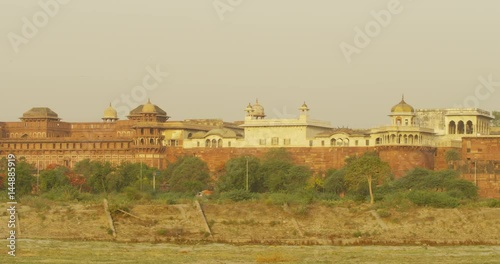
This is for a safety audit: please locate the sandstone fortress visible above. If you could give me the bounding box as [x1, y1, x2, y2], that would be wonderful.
[0, 97, 499, 197]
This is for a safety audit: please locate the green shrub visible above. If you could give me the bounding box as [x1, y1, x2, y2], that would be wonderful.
[486, 199, 500, 208]
[314, 192, 341, 201]
[123, 186, 152, 201]
[323, 169, 347, 195]
[378, 192, 413, 212]
[154, 192, 193, 204]
[265, 191, 314, 206]
[376, 209, 391, 218]
[41, 185, 80, 201]
[107, 193, 134, 213]
[220, 189, 255, 202]
[20, 196, 51, 210]
[407, 190, 460, 208]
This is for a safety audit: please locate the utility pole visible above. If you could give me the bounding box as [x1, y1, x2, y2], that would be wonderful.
[245, 156, 249, 192]
[37, 159, 40, 194]
[140, 159, 143, 191]
[153, 171, 156, 192]
[474, 159, 477, 186]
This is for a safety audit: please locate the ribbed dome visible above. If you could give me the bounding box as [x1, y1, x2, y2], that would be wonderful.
[252, 99, 265, 117]
[391, 96, 414, 113]
[103, 103, 118, 119]
[142, 99, 156, 113]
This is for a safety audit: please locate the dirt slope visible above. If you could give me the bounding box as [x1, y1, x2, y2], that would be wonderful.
[1, 200, 499, 245]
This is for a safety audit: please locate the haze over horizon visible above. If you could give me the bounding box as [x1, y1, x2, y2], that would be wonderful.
[1, 0, 500, 129]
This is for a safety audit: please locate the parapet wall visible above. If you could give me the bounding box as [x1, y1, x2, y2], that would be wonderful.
[166, 144, 499, 198]
[461, 174, 500, 199]
[377, 146, 436, 177]
[167, 146, 437, 178]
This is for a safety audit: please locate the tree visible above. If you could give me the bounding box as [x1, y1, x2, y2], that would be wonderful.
[1, 158, 36, 196]
[73, 160, 113, 193]
[165, 157, 210, 194]
[492, 111, 500, 127]
[284, 165, 312, 192]
[39, 165, 70, 192]
[387, 168, 478, 202]
[259, 148, 311, 193]
[344, 152, 391, 204]
[110, 162, 146, 192]
[445, 149, 461, 170]
[217, 156, 261, 192]
[323, 169, 347, 195]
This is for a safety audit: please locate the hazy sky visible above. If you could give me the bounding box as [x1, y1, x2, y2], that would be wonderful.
[1, 0, 500, 128]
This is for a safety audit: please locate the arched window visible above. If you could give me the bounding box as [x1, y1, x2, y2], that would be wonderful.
[457, 121, 465, 134]
[330, 138, 336, 146]
[409, 135, 414, 144]
[375, 138, 382, 145]
[404, 135, 408, 144]
[396, 118, 402, 126]
[212, 139, 217, 148]
[218, 139, 223, 148]
[205, 139, 210, 148]
[449, 121, 456, 134]
[466, 121, 474, 134]
[391, 134, 396, 143]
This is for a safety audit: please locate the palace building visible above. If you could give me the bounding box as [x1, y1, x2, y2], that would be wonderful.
[1, 96, 499, 197]
[0, 97, 495, 169]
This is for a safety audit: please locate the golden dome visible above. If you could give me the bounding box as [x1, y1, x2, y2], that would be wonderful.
[391, 96, 414, 113]
[142, 99, 156, 113]
[103, 103, 118, 119]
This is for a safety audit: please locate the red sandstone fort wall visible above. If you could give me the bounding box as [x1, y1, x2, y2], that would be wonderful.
[166, 146, 436, 179]
[462, 174, 500, 199]
[434, 147, 459, 171]
[462, 137, 500, 161]
[376, 146, 436, 177]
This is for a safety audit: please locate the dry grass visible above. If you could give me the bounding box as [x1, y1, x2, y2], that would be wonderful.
[0, 239, 499, 264]
[255, 252, 292, 262]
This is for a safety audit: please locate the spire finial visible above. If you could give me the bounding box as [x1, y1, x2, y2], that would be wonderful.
[109, 102, 112, 107]
[402, 94, 405, 101]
